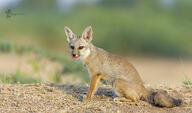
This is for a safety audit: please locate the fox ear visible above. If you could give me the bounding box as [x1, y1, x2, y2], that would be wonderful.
[82, 26, 92, 42]
[64, 26, 75, 42]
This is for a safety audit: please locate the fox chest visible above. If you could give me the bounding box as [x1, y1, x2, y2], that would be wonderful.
[84, 59, 104, 75]
[85, 60, 117, 77]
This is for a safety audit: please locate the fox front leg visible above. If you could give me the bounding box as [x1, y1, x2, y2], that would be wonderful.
[81, 74, 103, 105]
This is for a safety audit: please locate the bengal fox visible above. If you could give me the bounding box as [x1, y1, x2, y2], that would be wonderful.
[64, 26, 182, 107]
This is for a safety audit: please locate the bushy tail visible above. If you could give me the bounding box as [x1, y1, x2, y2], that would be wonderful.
[142, 90, 182, 107]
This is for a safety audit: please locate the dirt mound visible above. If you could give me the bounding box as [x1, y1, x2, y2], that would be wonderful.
[0, 83, 191, 113]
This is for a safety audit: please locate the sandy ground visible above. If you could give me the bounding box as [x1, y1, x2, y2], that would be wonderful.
[0, 83, 191, 113]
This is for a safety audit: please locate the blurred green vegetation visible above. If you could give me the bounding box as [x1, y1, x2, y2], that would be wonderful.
[0, 0, 191, 57]
[0, 0, 191, 84]
[183, 75, 192, 86]
[0, 71, 41, 84]
[0, 40, 88, 84]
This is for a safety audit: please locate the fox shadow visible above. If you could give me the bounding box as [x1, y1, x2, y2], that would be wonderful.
[48, 84, 114, 101]
[48, 83, 183, 107]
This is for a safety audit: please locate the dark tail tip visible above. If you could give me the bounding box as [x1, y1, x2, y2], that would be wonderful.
[143, 90, 182, 108]
[153, 90, 182, 107]
[173, 98, 182, 106]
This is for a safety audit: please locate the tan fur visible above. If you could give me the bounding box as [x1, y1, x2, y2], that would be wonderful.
[64, 26, 182, 107]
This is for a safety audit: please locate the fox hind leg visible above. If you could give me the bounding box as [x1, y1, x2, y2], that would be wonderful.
[112, 79, 140, 103]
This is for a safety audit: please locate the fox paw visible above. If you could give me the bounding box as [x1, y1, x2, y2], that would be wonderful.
[79, 99, 91, 106]
[113, 97, 133, 104]
[113, 97, 122, 104]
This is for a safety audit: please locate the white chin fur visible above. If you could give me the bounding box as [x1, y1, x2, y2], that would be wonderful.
[80, 48, 91, 60]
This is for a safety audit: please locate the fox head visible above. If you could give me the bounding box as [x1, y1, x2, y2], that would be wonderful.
[64, 26, 93, 60]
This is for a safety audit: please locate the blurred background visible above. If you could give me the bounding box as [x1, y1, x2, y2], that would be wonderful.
[0, 0, 191, 87]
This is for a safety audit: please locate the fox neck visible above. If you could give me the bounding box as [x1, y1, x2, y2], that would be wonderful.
[80, 43, 96, 64]
[80, 48, 91, 60]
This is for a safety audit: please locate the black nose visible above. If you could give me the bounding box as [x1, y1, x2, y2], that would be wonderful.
[72, 53, 76, 57]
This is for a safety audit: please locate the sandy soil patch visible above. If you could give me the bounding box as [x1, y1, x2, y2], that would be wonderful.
[0, 83, 191, 113]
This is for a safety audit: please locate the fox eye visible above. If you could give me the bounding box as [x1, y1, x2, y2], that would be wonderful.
[78, 46, 84, 50]
[70, 46, 74, 49]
